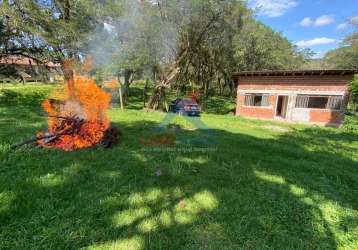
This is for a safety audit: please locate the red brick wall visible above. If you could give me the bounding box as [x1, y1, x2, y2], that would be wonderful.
[309, 110, 344, 124]
[236, 94, 276, 119]
[237, 75, 350, 92]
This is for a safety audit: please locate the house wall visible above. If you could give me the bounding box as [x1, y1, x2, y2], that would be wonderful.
[236, 94, 276, 119]
[235, 75, 351, 126]
[0, 60, 61, 83]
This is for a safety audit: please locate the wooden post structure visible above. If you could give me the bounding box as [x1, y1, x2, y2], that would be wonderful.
[118, 83, 124, 110]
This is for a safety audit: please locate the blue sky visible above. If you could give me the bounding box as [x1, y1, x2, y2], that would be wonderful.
[247, 0, 358, 58]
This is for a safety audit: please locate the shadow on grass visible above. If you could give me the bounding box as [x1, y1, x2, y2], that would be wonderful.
[1, 109, 357, 249]
[0, 89, 48, 106]
[123, 87, 145, 111]
[203, 96, 236, 115]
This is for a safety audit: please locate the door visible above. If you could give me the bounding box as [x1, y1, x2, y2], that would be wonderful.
[276, 96, 289, 119]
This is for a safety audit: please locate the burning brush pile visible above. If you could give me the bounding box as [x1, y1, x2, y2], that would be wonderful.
[13, 73, 120, 151]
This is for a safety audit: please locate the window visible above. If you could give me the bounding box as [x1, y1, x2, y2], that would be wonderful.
[308, 96, 329, 109]
[327, 96, 343, 109]
[244, 94, 269, 107]
[295, 95, 343, 110]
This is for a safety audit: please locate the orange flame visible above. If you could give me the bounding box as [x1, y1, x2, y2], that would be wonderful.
[104, 79, 119, 89]
[81, 56, 94, 73]
[38, 75, 111, 151]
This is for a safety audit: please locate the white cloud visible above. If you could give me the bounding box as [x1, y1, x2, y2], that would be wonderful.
[350, 15, 358, 25]
[296, 37, 336, 47]
[299, 15, 335, 27]
[248, 0, 297, 18]
[300, 17, 313, 27]
[336, 23, 348, 30]
[315, 15, 335, 26]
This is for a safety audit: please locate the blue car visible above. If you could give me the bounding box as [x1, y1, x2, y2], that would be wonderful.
[169, 98, 201, 116]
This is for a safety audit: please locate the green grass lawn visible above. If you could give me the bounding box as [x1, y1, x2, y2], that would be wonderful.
[0, 84, 358, 249]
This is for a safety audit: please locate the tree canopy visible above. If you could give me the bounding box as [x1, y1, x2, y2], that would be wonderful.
[1, 0, 313, 109]
[324, 32, 358, 70]
[0, 0, 106, 62]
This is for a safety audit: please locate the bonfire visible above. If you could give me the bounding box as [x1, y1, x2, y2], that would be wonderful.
[12, 61, 119, 151]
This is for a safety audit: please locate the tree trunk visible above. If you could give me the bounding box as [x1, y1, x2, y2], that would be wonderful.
[116, 73, 124, 110]
[62, 0, 71, 21]
[218, 77, 224, 96]
[147, 48, 188, 110]
[147, 86, 168, 111]
[122, 69, 133, 103]
[227, 78, 235, 97]
[118, 85, 124, 110]
[62, 62, 74, 98]
[147, 64, 180, 110]
[143, 78, 149, 108]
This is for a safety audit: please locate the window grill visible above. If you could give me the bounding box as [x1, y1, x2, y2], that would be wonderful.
[327, 96, 343, 110]
[295, 95, 343, 110]
[244, 94, 270, 107]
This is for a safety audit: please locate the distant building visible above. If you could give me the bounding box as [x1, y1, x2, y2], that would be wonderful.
[0, 55, 61, 83]
[233, 70, 357, 126]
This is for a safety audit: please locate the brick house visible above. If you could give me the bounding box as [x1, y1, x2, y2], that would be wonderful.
[0, 55, 61, 83]
[233, 70, 357, 126]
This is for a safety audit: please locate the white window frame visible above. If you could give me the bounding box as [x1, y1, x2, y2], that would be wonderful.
[295, 95, 343, 111]
[243, 93, 270, 107]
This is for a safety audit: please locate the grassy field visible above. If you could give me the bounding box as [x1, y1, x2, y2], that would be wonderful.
[0, 84, 358, 249]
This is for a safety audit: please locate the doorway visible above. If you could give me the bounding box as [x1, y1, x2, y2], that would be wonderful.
[276, 96, 289, 119]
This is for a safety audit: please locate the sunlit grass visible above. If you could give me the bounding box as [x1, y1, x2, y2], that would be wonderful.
[87, 236, 144, 250]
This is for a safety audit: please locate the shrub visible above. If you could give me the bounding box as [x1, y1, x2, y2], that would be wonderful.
[349, 75, 358, 111]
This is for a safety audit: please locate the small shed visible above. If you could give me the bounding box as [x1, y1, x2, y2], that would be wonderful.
[0, 55, 61, 83]
[233, 70, 357, 126]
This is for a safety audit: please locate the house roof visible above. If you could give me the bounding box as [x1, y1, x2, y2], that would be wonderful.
[0, 55, 60, 68]
[232, 69, 357, 78]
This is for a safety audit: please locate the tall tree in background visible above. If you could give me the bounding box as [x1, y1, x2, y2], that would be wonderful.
[147, 0, 247, 109]
[325, 33, 358, 69]
[0, 0, 123, 87]
[118, 0, 175, 103]
[324, 18, 357, 69]
[234, 20, 310, 71]
[323, 19, 358, 110]
[0, 1, 97, 60]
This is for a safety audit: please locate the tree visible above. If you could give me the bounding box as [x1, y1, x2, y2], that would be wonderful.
[146, 0, 310, 109]
[325, 32, 358, 69]
[89, 0, 175, 105]
[146, 0, 248, 109]
[349, 75, 358, 111]
[233, 19, 310, 71]
[0, 0, 122, 89]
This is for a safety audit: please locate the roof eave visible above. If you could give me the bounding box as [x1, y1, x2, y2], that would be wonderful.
[232, 69, 358, 78]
